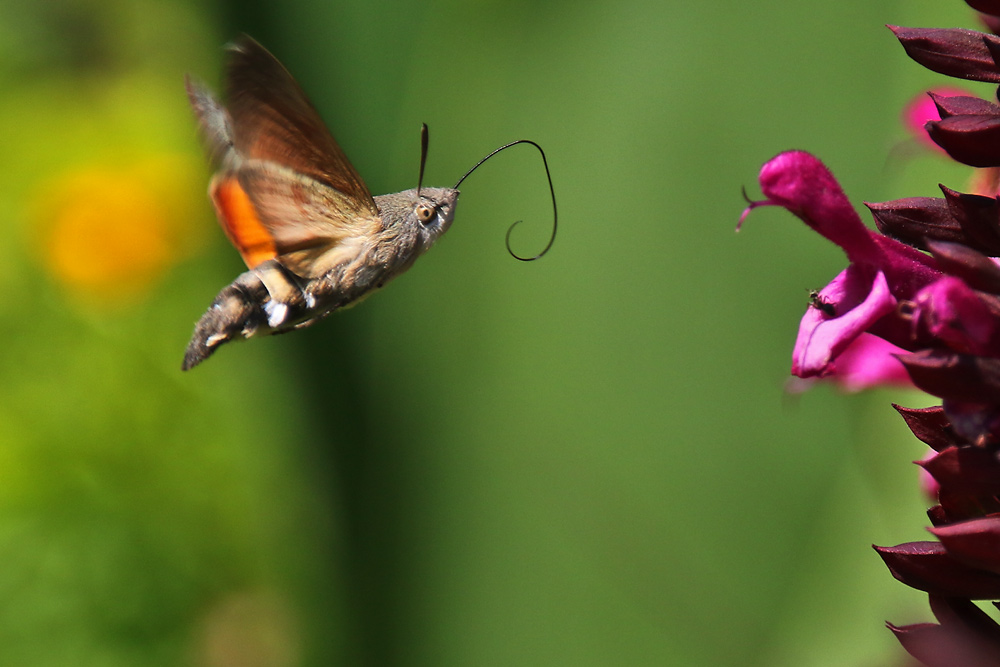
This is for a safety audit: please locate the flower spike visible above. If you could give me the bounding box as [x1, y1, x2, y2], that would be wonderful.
[746, 7, 1000, 664]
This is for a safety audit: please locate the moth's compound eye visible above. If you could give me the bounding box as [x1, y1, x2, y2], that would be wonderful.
[416, 203, 435, 224]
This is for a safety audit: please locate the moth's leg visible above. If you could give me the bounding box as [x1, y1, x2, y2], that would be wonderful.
[253, 261, 311, 330]
[278, 267, 365, 331]
[271, 301, 333, 333]
[282, 313, 328, 331]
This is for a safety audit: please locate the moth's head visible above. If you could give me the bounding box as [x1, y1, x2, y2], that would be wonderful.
[377, 187, 458, 247]
[414, 186, 458, 240]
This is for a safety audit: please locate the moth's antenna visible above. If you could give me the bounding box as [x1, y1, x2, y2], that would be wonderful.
[454, 139, 557, 262]
[417, 123, 429, 198]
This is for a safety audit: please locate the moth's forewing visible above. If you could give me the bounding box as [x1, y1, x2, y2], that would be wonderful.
[222, 37, 377, 212]
[235, 164, 380, 278]
[193, 36, 381, 277]
[185, 76, 234, 166]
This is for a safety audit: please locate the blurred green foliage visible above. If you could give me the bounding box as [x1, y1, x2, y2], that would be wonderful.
[0, 0, 983, 664]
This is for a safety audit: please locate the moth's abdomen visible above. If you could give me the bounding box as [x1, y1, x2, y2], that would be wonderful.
[182, 273, 271, 370]
[182, 259, 350, 370]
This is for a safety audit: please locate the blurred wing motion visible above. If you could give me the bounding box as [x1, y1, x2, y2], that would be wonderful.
[186, 36, 380, 278]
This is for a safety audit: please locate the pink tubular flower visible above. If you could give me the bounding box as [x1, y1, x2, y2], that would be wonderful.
[744, 2, 1000, 663]
[741, 151, 940, 384]
[911, 276, 1000, 355]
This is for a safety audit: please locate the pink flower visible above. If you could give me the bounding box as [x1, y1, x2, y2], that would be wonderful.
[819, 334, 913, 391]
[741, 151, 939, 385]
[911, 276, 1000, 355]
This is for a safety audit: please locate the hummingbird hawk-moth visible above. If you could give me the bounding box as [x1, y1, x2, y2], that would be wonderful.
[182, 36, 555, 370]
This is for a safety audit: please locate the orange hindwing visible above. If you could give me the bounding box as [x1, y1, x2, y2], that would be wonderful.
[210, 176, 277, 269]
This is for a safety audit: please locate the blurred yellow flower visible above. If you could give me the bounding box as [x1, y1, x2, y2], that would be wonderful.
[31, 154, 205, 302]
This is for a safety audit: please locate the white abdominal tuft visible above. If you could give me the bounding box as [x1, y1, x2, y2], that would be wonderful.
[265, 301, 289, 328]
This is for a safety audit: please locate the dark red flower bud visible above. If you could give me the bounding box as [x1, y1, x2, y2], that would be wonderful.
[944, 400, 1000, 447]
[888, 620, 1000, 667]
[875, 541, 1000, 598]
[926, 239, 1000, 293]
[931, 93, 1000, 118]
[921, 446, 1000, 497]
[968, 0, 1000, 17]
[981, 14, 1000, 37]
[889, 26, 1000, 83]
[931, 516, 1000, 575]
[941, 186, 1000, 256]
[897, 349, 1000, 402]
[930, 595, 1000, 639]
[929, 505, 951, 526]
[887, 622, 947, 667]
[927, 113, 1000, 168]
[889, 595, 1000, 667]
[893, 404, 961, 451]
[867, 198, 964, 251]
[941, 491, 1000, 522]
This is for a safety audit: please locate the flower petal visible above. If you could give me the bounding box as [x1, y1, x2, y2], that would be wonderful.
[920, 449, 942, 500]
[912, 276, 998, 354]
[825, 334, 912, 390]
[791, 268, 897, 377]
[755, 152, 880, 263]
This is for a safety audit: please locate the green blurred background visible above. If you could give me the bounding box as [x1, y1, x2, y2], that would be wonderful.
[0, 0, 984, 665]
